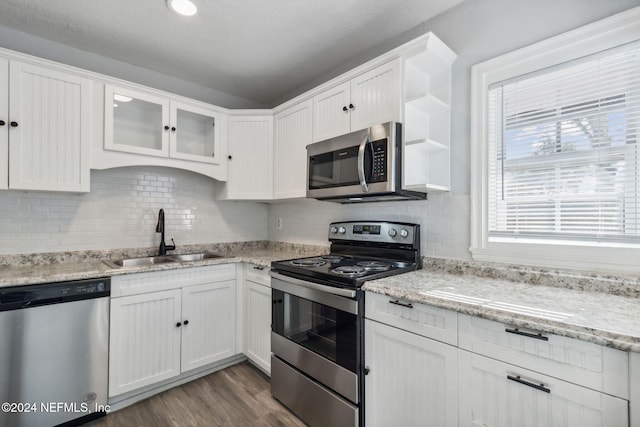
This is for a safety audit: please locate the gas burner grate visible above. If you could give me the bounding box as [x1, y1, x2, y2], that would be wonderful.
[332, 266, 366, 276]
[356, 261, 391, 271]
[290, 258, 326, 267]
[320, 255, 345, 263]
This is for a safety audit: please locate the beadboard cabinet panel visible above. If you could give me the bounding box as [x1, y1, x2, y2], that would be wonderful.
[0, 58, 7, 190]
[349, 59, 401, 132]
[222, 115, 273, 200]
[8, 61, 91, 192]
[109, 289, 182, 397]
[244, 279, 272, 374]
[273, 100, 312, 199]
[458, 350, 628, 427]
[365, 319, 458, 427]
[181, 280, 236, 372]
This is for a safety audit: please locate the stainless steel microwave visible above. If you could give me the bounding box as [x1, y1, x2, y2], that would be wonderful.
[306, 122, 426, 203]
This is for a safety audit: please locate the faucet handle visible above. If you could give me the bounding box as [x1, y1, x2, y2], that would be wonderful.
[167, 238, 176, 251]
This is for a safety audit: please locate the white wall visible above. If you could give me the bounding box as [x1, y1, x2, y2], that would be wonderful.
[0, 167, 268, 255]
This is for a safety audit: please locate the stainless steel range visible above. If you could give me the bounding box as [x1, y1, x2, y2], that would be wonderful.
[270, 221, 420, 427]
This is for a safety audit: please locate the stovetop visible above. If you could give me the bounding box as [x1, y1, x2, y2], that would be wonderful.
[271, 221, 420, 288]
[271, 253, 418, 288]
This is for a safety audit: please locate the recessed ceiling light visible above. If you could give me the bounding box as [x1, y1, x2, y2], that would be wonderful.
[167, 0, 198, 16]
[114, 94, 133, 103]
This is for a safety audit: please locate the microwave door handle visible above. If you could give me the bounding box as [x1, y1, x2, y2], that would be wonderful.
[357, 135, 370, 192]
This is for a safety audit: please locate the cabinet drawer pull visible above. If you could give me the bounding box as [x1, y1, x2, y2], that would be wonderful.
[505, 327, 549, 341]
[389, 299, 413, 309]
[253, 266, 265, 270]
[507, 375, 551, 394]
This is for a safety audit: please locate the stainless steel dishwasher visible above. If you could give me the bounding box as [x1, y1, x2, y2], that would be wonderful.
[0, 278, 110, 427]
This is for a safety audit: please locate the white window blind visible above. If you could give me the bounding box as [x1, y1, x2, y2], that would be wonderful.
[487, 41, 640, 244]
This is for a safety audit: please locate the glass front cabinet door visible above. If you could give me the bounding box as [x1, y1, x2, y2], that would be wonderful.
[104, 85, 222, 165]
[169, 101, 219, 164]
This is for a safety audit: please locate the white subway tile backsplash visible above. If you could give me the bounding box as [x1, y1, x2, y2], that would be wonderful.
[0, 166, 268, 255]
[267, 193, 471, 260]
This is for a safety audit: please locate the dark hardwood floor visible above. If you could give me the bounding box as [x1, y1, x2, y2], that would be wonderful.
[84, 362, 305, 427]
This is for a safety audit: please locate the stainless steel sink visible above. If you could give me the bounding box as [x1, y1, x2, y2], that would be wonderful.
[168, 252, 224, 262]
[103, 252, 224, 268]
[103, 255, 177, 268]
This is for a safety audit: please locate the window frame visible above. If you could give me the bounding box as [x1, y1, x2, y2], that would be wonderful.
[470, 7, 640, 274]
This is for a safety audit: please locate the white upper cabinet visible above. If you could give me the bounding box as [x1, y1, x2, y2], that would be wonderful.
[105, 85, 223, 165]
[105, 85, 169, 157]
[312, 59, 401, 142]
[218, 114, 273, 200]
[2, 60, 91, 192]
[170, 101, 220, 163]
[0, 58, 8, 190]
[273, 99, 312, 199]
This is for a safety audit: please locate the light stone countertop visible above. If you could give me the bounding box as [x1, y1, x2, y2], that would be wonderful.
[0, 244, 326, 288]
[362, 269, 640, 353]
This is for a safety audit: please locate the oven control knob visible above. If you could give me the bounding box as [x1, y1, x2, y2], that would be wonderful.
[338, 226, 347, 234]
[388, 228, 397, 237]
[400, 229, 409, 238]
[330, 226, 338, 234]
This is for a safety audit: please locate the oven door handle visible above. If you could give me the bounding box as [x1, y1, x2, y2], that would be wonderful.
[357, 135, 370, 192]
[270, 271, 357, 299]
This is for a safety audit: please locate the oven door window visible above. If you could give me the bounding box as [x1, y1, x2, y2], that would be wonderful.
[272, 289, 357, 373]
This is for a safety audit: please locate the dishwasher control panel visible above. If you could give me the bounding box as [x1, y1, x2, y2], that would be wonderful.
[0, 278, 110, 312]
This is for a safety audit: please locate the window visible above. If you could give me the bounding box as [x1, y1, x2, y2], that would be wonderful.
[471, 7, 640, 273]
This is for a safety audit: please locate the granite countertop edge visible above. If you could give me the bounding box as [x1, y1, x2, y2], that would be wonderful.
[0, 244, 327, 287]
[363, 270, 640, 353]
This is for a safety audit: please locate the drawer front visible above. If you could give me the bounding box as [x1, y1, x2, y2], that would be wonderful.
[458, 314, 628, 399]
[458, 350, 629, 427]
[365, 292, 457, 345]
[243, 263, 270, 286]
[112, 263, 237, 297]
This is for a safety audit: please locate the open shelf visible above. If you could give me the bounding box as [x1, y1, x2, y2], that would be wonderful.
[400, 33, 456, 195]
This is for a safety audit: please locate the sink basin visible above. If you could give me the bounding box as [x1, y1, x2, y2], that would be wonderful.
[103, 255, 177, 268]
[167, 252, 224, 262]
[103, 252, 224, 268]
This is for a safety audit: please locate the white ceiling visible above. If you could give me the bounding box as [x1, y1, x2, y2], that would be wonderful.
[0, 0, 466, 106]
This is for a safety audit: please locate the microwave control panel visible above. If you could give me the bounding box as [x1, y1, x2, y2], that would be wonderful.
[371, 139, 387, 182]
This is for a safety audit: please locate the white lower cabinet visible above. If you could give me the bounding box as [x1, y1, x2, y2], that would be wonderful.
[109, 265, 237, 397]
[364, 319, 458, 427]
[243, 264, 271, 374]
[180, 281, 236, 372]
[109, 289, 182, 396]
[458, 350, 628, 427]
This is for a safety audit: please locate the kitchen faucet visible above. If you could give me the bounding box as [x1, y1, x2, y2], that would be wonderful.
[156, 209, 176, 255]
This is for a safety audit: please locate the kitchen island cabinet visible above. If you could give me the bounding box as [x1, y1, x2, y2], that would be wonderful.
[108, 264, 237, 397]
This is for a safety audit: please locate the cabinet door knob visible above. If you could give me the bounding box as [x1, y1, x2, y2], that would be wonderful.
[10, 121, 18, 127]
[164, 125, 170, 130]
[176, 322, 182, 327]
[171, 127, 176, 132]
[183, 320, 189, 325]
[342, 106, 348, 112]
[0, 120, 5, 126]
[349, 103, 354, 109]
[363, 367, 370, 375]
[228, 155, 232, 160]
